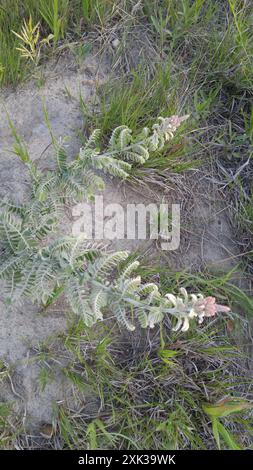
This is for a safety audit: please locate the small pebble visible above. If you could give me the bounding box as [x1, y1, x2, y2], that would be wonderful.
[112, 38, 120, 49]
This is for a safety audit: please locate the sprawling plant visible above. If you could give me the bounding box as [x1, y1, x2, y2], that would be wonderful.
[0, 114, 229, 330]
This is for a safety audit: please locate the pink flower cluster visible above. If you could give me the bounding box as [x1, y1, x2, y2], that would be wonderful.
[166, 115, 190, 132]
[165, 288, 231, 332]
[194, 296, 231, 318]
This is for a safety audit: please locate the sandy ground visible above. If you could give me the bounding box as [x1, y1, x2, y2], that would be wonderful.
[0, 54, 239, 430]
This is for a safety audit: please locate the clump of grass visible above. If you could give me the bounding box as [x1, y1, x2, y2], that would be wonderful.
[0, 402, 19, 449]
[56, 308, 252, 450]
[39, 0, 70, 46]
[80, 0, 116, 26]
[0, 362, 23, 449]
[82, 64, 177, 134]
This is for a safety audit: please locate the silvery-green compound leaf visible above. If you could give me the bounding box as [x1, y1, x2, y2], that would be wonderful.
[1, 115, 226, 333]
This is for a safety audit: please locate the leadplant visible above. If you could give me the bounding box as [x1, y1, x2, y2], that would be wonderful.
[0, 114, 229, 332]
